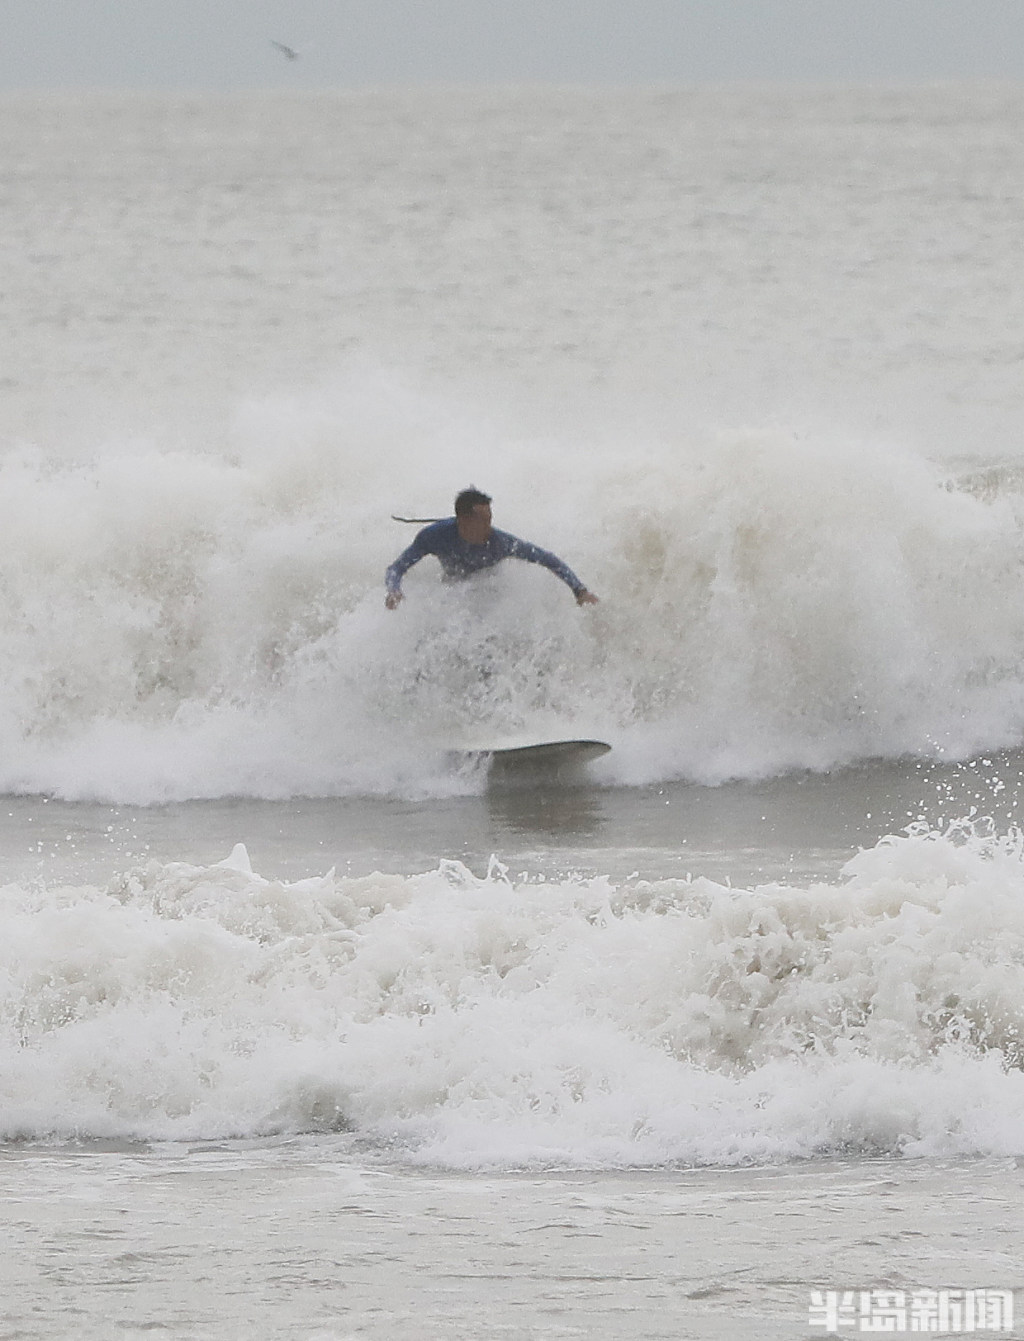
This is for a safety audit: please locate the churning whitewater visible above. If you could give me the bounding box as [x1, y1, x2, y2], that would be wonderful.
[4, 821, 1024, 1162]
[4, 411, 1024, 804]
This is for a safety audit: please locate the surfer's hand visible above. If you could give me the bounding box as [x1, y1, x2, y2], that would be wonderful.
[385, 591, 403, 609]
[575, 589, 598, 606]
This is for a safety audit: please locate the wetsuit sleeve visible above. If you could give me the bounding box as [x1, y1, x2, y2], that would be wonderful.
[385, 529, 436, 595]
[502, 534, 587, 595]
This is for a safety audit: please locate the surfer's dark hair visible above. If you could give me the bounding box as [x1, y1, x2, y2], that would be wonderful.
[454, 488, 492, 516]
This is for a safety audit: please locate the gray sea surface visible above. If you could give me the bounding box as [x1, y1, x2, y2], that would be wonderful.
[4, 85, 1024, 1339]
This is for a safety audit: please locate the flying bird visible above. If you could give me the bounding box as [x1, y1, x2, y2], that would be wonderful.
[271, 40, 299, 61]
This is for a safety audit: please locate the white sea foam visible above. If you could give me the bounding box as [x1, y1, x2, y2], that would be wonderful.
[3, 401, 1024, 801]
[4, 821, 1024, 1166]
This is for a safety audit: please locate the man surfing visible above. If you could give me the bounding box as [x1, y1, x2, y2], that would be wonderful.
[385, 488, 598, 609]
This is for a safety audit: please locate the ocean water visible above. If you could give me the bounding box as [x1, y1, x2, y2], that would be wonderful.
[3, 85, 1024, 1338]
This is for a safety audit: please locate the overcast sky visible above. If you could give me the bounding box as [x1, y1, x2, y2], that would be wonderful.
[3, 0, 1024, 91]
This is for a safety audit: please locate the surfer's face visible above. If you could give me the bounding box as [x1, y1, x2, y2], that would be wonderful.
[458, 503, 492, 545]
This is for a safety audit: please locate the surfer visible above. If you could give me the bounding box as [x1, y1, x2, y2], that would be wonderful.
[385, 488, 598, 609]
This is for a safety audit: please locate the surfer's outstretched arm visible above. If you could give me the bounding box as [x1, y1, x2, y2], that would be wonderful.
[384, 544, 419, 607]
[500, 533, 598, 604]
[385, 522, 445, 608]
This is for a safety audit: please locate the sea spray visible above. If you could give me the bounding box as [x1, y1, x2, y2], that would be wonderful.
[4, 410, 1024, 800]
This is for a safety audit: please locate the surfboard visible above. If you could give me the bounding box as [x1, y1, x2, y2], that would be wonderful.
[455, 739, 611, 772]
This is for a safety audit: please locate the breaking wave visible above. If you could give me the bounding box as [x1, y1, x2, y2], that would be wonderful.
[4, 820, 1024, 1166]
[4, 375, 1024, 801]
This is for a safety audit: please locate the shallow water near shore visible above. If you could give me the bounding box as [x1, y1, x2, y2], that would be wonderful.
[5, 1143, 1022, 1340]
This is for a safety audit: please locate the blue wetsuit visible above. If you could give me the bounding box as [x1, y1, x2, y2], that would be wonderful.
[386, 518, 586, 599]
